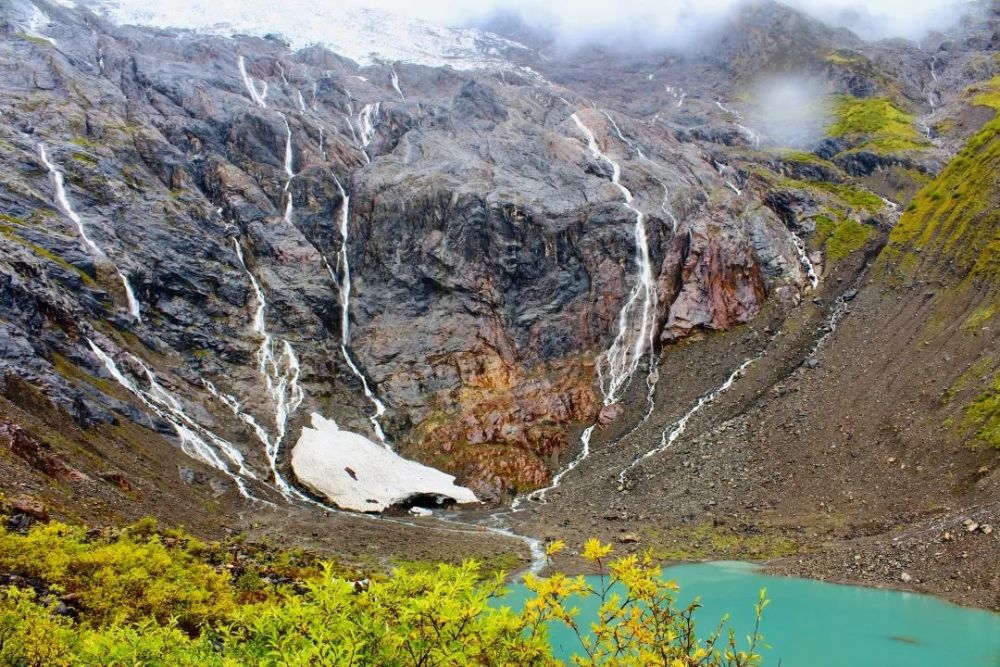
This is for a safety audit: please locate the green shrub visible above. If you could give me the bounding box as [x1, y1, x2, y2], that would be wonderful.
[0, 520, 235, 630]
[0, 522, 766, 666]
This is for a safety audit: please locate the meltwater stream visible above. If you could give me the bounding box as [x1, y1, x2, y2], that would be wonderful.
[232, 239, 305, 500]
[38, 143, 142, 322]
[514, 111, 658, 509]
[330, 176, 389, 446]
[86, 339, 261, 501]
[238, 55, 268, 108]
[617, 354, 761, 485]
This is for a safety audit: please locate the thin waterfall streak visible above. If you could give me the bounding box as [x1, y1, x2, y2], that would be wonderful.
[514, 111, 659, 507]
[789, 229, 820, 291]
[331, 177, 389, 447]
[570, 112, 656, 406]
[232, 238, 305, 499]
[281, 116, 296, 224]
[238, 55, 267, 108]
[618, 355, 761, 484]
[39, 143, 142, 322]
[604, 111, 680, 236]
[116, 268, 142, 321]
[390, 66, 405, 100]
[86, 339, 265, 502]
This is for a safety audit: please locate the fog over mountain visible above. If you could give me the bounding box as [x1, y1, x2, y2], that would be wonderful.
[358, 0, 972, 43]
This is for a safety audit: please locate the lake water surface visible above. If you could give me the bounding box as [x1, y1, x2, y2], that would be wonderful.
[498, 561, 1000, 666]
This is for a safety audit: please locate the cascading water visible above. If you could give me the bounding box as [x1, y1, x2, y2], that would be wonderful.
[203, 379, 275, 453]
[514, 111, 658, 507]
[572, 112, 657, 406]
[715, 100, 761, 147]
[617, 354, 762, 485]
[38, 143, 142, 322]
[86, 339, 264, 500]
[600, 111, 679, 426]
[357, 102, 380, 162]
[238, 55, 268, 108]
[390, 66, 405, 101]
[789, 230, 820, 291]
[232, 238, 306, 499]
[330, 176, 389, 446]
[281, 115, 296, 224]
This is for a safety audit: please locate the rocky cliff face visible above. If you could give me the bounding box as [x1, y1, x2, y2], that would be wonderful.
[0, 0, 990, 518]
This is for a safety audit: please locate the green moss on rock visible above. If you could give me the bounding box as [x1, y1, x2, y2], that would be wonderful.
[827, 95, 928, 154]
[814, 215, 874, 261]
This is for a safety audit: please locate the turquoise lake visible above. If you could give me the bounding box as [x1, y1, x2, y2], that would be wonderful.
[498, 561, 1000, 666]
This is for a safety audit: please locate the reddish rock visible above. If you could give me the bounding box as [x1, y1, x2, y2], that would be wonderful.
[99, 472, 133, 492]
[0, 419, 89, 482]
[9, 496, 49, 522]
[598, 403, 623, 426]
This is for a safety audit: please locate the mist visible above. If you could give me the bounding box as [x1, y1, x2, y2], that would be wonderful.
[354, 0, 973, 46]
[747, 75, 833, 149]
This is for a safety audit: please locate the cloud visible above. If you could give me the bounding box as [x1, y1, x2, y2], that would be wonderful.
[351, 0, 972, 44]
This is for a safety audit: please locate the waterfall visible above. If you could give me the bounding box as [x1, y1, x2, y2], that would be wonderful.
[238, 55, 268, 108]
[86, 339, 266, 501]
[603, 111, 679, 233]
[357, 102, 380, 162]
[203, 379, 274, 452]
[390, 66, 405, 100]
[715, 100, 762, 147]
[330, 177, 389, 446]
[297, 89, 307, 112]
[513, 111, 658, 507]
[232, 238, 306, 499]
[281, 116, 295, 224]
[789, 230, 820, 290]
[571, 112, 657, 406]
[38, 143, 142, 322]
[617, 355, 761, 485]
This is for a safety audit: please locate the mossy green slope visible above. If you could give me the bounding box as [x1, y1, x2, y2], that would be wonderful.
[881, 113, 1000, 281]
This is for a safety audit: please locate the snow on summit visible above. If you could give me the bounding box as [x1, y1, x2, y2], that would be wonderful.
[82, 0, 530, 70]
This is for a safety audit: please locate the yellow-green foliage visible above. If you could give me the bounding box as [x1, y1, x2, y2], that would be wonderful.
[885, 112, 1000, 279]
[827, 96, 928, 154]
[970, 75, 1000, 111]
[0, 523, 766, 667]
[814, 215, 874, 261]
[808, 181, 884, 212]
[0, 518, 235, 630]
[823, 50, 866, 66]
[963, 372, 1000, 449]
[648, 523, 798, 561]
[963, 305, 997, 331]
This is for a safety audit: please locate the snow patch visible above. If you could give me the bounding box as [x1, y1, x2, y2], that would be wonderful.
[85, 0, 530, 71]
[291, 413, 478, 513]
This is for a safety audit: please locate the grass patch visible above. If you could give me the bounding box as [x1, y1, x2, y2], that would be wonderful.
[963, 372, 1000, 449]
[814, 215, 874, 261]
[883, 112, 1000, 279]
[648, 522, 798, 561]
[963, 305, 997, 331]
[970, 75, 1000, 111]
[16, 32, 53, 47]
[827, 95, 928, 154]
